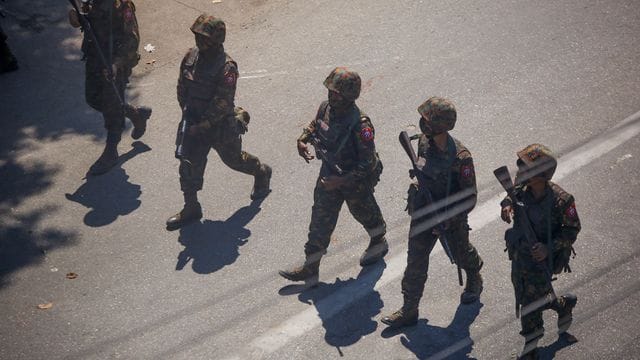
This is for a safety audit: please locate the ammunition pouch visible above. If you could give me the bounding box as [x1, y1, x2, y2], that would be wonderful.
[552, 246, 574, 274]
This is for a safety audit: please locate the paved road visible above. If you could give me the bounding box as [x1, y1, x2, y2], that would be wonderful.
[1, 0, 639, 359]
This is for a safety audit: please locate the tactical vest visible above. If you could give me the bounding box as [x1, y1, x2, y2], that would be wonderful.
[416, 136, 463, 202]
[315, 102, 367, 174]
[178, 48, 232, 119]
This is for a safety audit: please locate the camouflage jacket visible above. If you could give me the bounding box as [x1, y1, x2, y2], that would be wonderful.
[502, 181, 581, 272]
[82, 0, 140, 69]
[411, 134, 477, 222]
[298, 101, 380, 182]
[177, 47, 238, 130]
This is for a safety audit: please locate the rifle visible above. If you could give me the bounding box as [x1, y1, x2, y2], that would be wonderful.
[399, 131, 463, 286]
[308, 133, 343, 176]
[67, 0, 124, 107]
[175, 107, 193, 163]
[493, 166, 556, 316]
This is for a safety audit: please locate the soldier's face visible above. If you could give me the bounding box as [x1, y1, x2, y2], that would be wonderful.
[419, 116, 434, 137]
[195, 34, 213, 51]
[328, 90, 350, 110]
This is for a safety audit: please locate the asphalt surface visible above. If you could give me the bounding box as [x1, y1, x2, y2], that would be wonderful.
[1, 0, 639, 359]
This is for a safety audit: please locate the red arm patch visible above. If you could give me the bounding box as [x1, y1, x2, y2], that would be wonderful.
[224, 71, 237, 87]
[565, 202, 578, 219]
[360, 127, 374, 142]
[461, 164, 474, 179]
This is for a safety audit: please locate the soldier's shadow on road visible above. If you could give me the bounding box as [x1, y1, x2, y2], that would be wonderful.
[174, 198, 264, 274]
[381, 301, 483, 360]
[536, 332, 579, 359]
[64, 141, 150, 227]
[279, 261, 386, 352]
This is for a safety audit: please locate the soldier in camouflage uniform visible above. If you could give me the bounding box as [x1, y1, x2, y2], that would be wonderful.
[381, 97, 483, 328]
[500, 144, 581, 359]
[279, 67, 387, 284]
[0, 24, 18, 73]
[69, 0, 152, 175]
[166, 14, 272, 231]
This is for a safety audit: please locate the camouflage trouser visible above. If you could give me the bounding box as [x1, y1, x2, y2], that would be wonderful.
[400, 219, 482, 307]
[304, 178, 386, 258]
[179, 122, 262, 194]
[512, 264, 571, 338]
[85, 57, 131, 133]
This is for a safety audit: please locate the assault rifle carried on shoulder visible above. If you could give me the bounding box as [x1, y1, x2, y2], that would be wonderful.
[399, 131, 463, 286]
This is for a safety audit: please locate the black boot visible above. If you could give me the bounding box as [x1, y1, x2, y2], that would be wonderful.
[125, 105, 152, 140]
[250, 164, 272, 200]
[557, 294, 577, 335]
[460, 269, 483, 304]
[279, 252, 320, 285]
[88, 132, 120, 176]
[360, 236, 388, 266]
[166, 192, 203, 231]
[381, 301, 419, 328]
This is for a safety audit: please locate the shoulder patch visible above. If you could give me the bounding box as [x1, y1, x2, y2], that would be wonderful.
[123, 4, 135, 23]
[565, 202, 578, 219]
[360, 126, 374, 142]
[223, 62, 238, 87]
[461, 164, 474, 178]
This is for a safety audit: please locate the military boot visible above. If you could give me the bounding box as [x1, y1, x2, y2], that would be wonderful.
[556, 294, 577, 334]
[125, 105, 152, 140]
[88, 132, 120, 176]
[359, 236, 388, 266]
[380, 303, 419, 328]
[250, 164, 272, 200]
[460, 269, 483, 304]
[166, 195, 202, 231]
[278, 259, 320, 285]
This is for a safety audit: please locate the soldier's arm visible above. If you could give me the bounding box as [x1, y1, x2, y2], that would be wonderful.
[345, 117, 377, 181]
[298, 102, 327, 143]
[454, 151, 478, 214]
[553, 196, 581, 251]
[176, 51, 189, 109]
[202, 61, 237, 127]
[113, 1, 140, 70]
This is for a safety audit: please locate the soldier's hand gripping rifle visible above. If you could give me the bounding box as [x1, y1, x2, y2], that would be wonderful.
[493, 166, 557, 316]
[399, 131, 463, 286]
[175, 107, 193, 164]
[67, 0, 124, 108]
[308, 133, 343, 176]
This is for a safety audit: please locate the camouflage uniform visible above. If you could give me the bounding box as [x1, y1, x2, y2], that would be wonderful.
[166, 14, 271, 231]
[401, 134, 482, 306]
[382, 97, 482, 329]
[279, 67, 387, 283]
[73, 0, 151, 175]
[501, 144, 581, 357]
[299, 101, 386, 260]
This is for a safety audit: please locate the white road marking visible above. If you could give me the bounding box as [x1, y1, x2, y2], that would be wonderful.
[226, 110, 640, 359]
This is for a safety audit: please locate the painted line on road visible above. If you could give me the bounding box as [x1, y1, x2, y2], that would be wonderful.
[226, 110, 640, 359]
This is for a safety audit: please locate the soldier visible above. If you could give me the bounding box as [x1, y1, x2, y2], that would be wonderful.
[500, 144, 580, 359]
[165, 14, 272, 231]
[0, 24, 18, 73]
[68, 0, 152, 175]
[381, 97, 483, 328]
[278, 67, 387, 284]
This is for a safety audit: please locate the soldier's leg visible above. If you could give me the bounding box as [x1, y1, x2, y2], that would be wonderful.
[446, 221, 484, 303]
[518, 275, 551, 359]
[381, 226, 437, 328]
[87, 65, 127, 176]
[214, 134, 272, 200]
[166, 138, 210, 231]
[279, 179, 343, 283]
[117, 67, 152, 140]
[344, 187, 388, 266]
[550, 293, 578, 337]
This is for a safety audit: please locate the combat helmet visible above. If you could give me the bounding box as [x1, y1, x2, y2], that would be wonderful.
[323, 67, 361, 101]
[191, 14, 226, 44]
[417, 97, 457, 134]
[515, 143, 557, 183]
